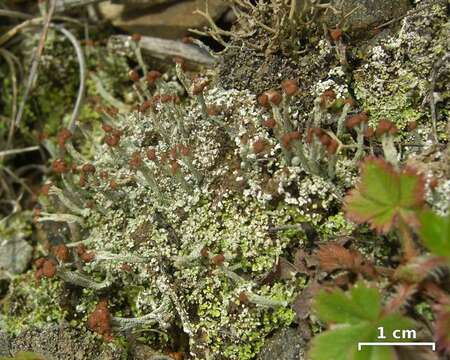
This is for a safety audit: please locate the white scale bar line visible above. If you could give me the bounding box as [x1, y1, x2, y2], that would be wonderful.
[358, 342, 436, 351]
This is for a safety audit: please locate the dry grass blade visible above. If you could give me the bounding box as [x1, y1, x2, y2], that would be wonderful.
[12, 0, 57, 141]
[0, 48, 19, 146]
[0, 9, 33, 20]
[1, 165, 34, 195]
[0, 17, 44, 46]
[0, 146, 40, 157]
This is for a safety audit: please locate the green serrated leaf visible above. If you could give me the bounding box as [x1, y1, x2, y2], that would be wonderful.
[344, 157, 424, 233]
[362, 346, 397, 360]
[377, 314, 416, 342]
[309, 323, 372, 360]
[418, 210, 450, 259]
[350, 284, 381, 321]
[310, 284, 417, 360]
[314, 283, 380, 324]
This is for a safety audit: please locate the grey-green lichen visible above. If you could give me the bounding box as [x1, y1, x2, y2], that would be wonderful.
[13, 79, 352, 359]
[353, 0, 449, 135]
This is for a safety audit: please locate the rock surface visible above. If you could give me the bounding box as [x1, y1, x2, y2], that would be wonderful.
[257, 328, 307, 360]
[321, 0, 412, 32]
[0, 236, 32, 274]
[98, 0, 228, 39]
[9, 323, 126, 360]
[0, 331, 10, 356]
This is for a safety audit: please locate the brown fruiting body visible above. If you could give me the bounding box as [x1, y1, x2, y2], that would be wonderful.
[147, 148, 157, 161]
[146, 70, 161, 86]
[364, 127, 375, 138]
[102, 123, 113, 133]
[82, 163, 96, 174]
[173, 57, 186, 71]
[105, 134, 120, 147]
[329, 28, 343, 41]
[57, 128, 72, 148]
[41, 259, 57, 278]
[140, 100, 154, 113]
[265, 90, 282, 106]
[87, 299, 112, 340]
[319, 134, 331, 146]
[131, 33, 141, 42]
[81, 251, 95, 263]
[239, 291, 249, 305]
[52, 159, 69, 174]
[129, 152, 142, 169]
[252, 139, 267, 154]
[257, 93, 270, 108]
[40, 183, 52, 196]
[407, 121, 418, 131]
[207, 105, 220, 116]
[281, 131, 301, 149]
[262, 118, 276, 129]
[170, 161, 180, 175]
[109, 179, 118, 190]
[128, 70, 140, 82]
[200, 247, 209, 258]
[192, 81, 209, 96]
[326, 139, 339, 155]
[319, 89, 336, 106]
[212, 253, 225, 266]
[35, 257, 46, 268]
[78, 175, 87, 187]
[53, 244, 70, 262]
[281, 79, 299, 96]
[376, 119, 395, 136]
[345, 114, 363, 129]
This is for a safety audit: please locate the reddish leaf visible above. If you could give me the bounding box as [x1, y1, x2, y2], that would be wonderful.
[317, 243, 357, 272]
[294, 248, 319, 273]
[292, 281, 322, 321]
[394, 255, 448, 283]
[383, 283, 417, 315]
[317, 243, 376, 278]
[260, 257, 298, 284]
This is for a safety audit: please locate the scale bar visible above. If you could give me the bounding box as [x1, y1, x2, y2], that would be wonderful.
[358, 342, 436, 351]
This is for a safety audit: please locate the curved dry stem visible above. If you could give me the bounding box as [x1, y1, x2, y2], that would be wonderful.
[52, 24, 86, 132]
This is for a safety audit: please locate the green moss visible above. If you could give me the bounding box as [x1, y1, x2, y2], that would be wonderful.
[414, 302, 434, 322]
[193, 278, 298, 360]
[0, 211, 32, 240]
[318, 212, 355, 240]
[1, 275, 66, 335]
